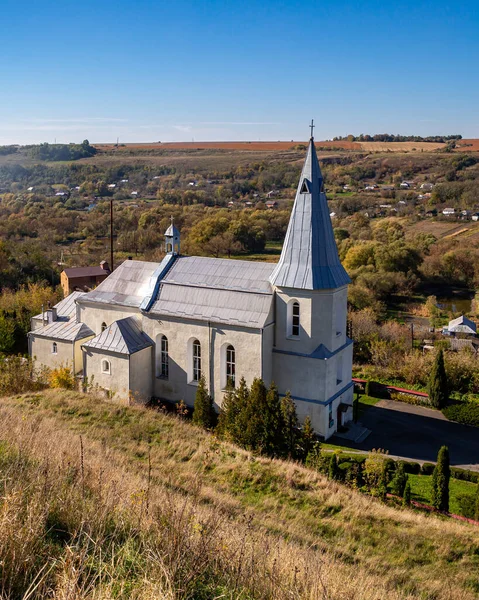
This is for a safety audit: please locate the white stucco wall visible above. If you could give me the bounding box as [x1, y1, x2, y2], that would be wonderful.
[30, 336, 75, 372]
[142, 315, 264, 410]
[83, 348, 131, 403]
[77, 302, 140, 336]
[129, 347, 154, 403]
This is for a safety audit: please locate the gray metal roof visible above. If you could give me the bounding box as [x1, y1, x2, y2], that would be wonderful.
[77, 259, 160, 308]
[32, 291, 85, 321]
[32, 320, 94, 342]
[269, 139, 351, 290]
[63, 266, 109, 278]
[149, 283, 273, 328]
[163, 256, 274, 293]
[448, 315, 477, 334]
[82, 317, 153, 355]
[165, 223, 180, 237]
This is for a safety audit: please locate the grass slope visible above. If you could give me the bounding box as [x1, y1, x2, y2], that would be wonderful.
[1, 390, 479, 599]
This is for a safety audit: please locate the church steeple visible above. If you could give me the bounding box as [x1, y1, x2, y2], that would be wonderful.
[269, 127, 350, 290]
[165, 217, 180, 255]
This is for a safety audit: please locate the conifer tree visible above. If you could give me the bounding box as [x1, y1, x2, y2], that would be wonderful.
[216, 385, 237, 438]
[403, 481, 411, 507]
[475, 484, 479, 521]
[238, 377, 266, 451]
[301, 416, 315, 460]
[390, 462, 408, 497]
[432, 445, 450, 512]
[328, 453, 340, 481]
[225, 376, 250, 447]
[262, 381, 285, 457]
[192, 376, 215, 429]
[428, 349, 448, 409]
[281, 391, 300, 458]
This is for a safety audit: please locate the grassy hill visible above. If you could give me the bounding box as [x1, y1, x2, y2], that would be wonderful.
[1, 389, 479, 599]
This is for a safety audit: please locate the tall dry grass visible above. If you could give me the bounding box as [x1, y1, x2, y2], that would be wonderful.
[0, 390, 478, 599]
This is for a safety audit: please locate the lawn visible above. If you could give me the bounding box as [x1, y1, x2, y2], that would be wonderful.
[408, 473, 476, 515]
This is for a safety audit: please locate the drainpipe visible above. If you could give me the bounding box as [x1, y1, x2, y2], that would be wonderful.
[208, 320, 214, 400]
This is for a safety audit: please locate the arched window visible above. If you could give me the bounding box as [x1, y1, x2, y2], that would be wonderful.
[192, 339, 201, 381]
[160, 335, 168, 378]
[101, 322, 107, 332]
[292, 302, 300, 336]
[102, 359, 111, 374]
[52, 342, 57, 354]
[226, 345, 235, 388]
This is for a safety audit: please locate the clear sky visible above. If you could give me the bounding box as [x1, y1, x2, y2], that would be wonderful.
[1, 0, 478, 144]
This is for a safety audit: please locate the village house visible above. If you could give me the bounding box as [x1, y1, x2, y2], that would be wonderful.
[30, 138, 354, 440]
[60, 262, 111, 296]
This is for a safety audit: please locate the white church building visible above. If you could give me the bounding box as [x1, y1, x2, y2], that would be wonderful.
[29, 138, 353, 439]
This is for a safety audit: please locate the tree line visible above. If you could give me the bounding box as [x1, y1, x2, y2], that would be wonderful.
[332, 134, 462, 143]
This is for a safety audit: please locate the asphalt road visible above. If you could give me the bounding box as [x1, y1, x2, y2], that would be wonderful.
[331, 399, 479, 471]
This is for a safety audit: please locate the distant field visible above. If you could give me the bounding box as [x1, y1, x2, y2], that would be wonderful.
[407, 220, 479, 242]
[94, 139, 479, 153]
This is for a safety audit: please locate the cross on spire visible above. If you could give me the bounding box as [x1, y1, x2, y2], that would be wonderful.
[170, 215, 174, 224]
[309, 119, 315, 140]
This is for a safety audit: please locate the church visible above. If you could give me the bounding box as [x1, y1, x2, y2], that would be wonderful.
[28, 135, 354, 440]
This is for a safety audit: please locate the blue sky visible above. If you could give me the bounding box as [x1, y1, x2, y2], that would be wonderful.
[1, 0, 478, 143]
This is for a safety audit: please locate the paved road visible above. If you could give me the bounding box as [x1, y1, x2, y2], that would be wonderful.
[331, 399, 479, 471]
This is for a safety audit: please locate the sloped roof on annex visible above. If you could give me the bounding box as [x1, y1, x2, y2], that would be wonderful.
[77, 260, 160, 308]
[32, 320, 94, 342]
[82, 317, 153, 355]
[63, 266, 108, 278]
[32, 291, 85, 322]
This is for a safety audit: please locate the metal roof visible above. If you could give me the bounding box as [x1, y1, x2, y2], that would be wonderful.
[163, 256, 274, 293]
[448, 315, 477, 334]
[63, 266, 109, 278]
[149, 283, 273, 328]
[165, 223, 180, 237]
[32, 291, 85, 321]
[269, 139, 351, 290]
[77, 259, 160, 308]
[82, 317, 153, 355]
[32, 320, 94, 342]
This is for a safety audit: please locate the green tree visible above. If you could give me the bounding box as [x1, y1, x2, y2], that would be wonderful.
[281, 391, 300, 458]
[0, 314, 16, 353]
[432, 446, 450, 512]
[260, 381, 284, 457]
[328, 453, 341, 481]
[428, 349, 449, 409]
[192, 377, 215, 429]
[475, 484, 479, 521]
[301, 416, 315, 459]
[390, 462, 408, 497]
[403, 481, 412, 507]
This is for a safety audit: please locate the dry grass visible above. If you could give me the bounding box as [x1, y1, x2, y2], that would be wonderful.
[1, 390, 479, 599]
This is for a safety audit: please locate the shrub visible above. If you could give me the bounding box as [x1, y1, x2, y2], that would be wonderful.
[328, 453, 341, 481]
[390, 462, 408, 497]
[0, 356, 47, 395]
[443, 403, 479, 428]
[49, 365, 75, 390]
[428, 349, 449, 409]
[399, 460, 421, 475]
[451, 467, 479, 484]
[421, 463, 435, 475]
[456, 492, 477, 519]
[192, 376, 216, 429]
[403, 481, 412, 506]
[432, 446, 450, 512]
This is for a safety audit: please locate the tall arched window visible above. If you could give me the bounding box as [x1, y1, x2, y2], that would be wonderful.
[291, 301, 300, 336]
[52, 342, 57, 354]
[160, 335, 169, 378]
[101, 322, 107, 332]
[192, 339, 201, 381]
[226, 345, 235, 388]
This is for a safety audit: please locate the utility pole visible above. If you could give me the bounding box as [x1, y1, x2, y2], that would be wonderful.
[110, 198, 114, 271]
[411, 322, 414, 350]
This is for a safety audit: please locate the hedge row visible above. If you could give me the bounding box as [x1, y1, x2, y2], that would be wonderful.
[443, 403, 479, 428]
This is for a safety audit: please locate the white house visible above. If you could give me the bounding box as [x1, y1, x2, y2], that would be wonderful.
[442, 208, 456, 216]
[29, 138, 354, 440]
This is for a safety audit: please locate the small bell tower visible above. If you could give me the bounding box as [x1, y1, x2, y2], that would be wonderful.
[165, 217, 180, 255]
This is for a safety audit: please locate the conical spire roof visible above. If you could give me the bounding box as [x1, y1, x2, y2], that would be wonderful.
[269, 138, 350, 290]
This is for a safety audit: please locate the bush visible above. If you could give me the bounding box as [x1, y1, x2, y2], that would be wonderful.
[432, 446, 450, 512]
[49, 366, 75, 390]
[451, 467, 479, 484]
[0, 356, 47, 395]
[399, 460, 421, 475]
[421, 463, 435, 475]
[456, 493, 477, 519]
[443, 403, 479, 428]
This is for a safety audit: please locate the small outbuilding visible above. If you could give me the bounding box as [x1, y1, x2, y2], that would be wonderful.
[444, 315, 477, 336]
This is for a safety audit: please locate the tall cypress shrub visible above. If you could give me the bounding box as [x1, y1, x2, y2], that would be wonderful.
[432, 445, 450, 512]
[192, 376, 215, 429]
[301, 416, 315, 460]
[329, 453, 340, 481]
[281, 391, 300, 458]
[428, 349, 448, 409]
